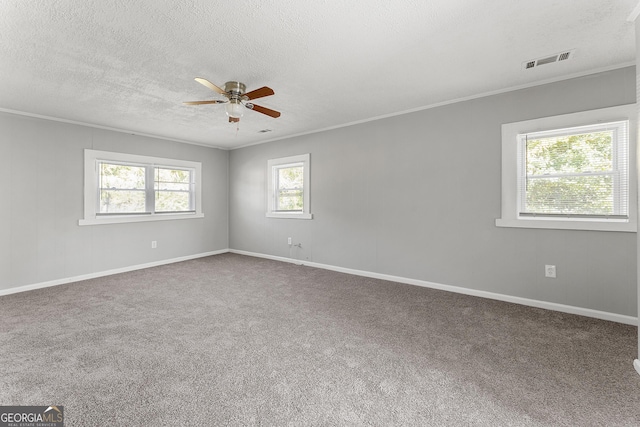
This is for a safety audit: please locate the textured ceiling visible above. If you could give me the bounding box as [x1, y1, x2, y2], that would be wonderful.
[0, 0, 637, 149]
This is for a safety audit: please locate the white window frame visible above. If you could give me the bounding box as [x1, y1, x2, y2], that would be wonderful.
[79, 149, 204, 226]
[266, 154, 312, 219]
[496, 104, 637, 232]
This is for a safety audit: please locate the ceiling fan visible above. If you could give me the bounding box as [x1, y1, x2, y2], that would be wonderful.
[183, 78, 281, 123]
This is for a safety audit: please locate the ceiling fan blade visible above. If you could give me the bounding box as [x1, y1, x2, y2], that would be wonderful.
[194, 77, 226, 95]
[249, 103, 281, 118]
[183, 100, 226, 105]
[243, 86, 275, 100]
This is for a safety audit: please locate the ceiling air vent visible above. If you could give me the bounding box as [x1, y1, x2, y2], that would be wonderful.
[522, 49, 575, 70]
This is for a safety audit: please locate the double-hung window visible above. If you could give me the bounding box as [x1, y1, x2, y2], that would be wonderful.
[266, 154, 312, 219]
[80, 150, 203, 225]
[98, 162, 148, 214]
[154, 167, 194, 213]
[519, 121, 628, 218]
[497, 104, 636, 232]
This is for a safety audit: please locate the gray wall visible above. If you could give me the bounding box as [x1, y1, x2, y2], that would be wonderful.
[229, 67, 638, 317]
[0, 112, 229, 291]
[635, 18, 640, 363]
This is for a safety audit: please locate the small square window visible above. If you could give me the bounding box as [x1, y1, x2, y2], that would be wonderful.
[275, 165, 304, 212]
[266, 154, 312, 219]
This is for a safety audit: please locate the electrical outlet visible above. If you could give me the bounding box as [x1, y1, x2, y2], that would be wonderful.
[545, 265, 556, 278]
[287, 237, 292, 245]
[151, 241, 157, 249]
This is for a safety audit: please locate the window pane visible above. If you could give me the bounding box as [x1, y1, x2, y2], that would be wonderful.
[156, 168, 191, 186]
[526, 131, 613, 176]
[100, 163, 145, 189]
[99, 163, 146, 213]
[155, 168, 193, 212]
[276, 166, 304, 211]
[100, 190, 146, 213]
[277, 189, 303, 211]
[155, 191, 190, 212]
[525, 175, 614, 215]
[278, 166, 303, 190]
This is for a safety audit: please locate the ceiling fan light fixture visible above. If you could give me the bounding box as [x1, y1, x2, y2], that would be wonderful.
[225, 99, 244, 118]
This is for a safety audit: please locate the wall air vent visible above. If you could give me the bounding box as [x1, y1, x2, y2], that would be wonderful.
[522, 49, 575, 70]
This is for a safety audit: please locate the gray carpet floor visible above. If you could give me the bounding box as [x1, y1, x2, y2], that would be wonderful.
[1, 253, 638, 426]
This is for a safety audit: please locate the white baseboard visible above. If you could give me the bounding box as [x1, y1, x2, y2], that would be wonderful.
[635, 359, 640, 376]
[4, 248, 636, 327]
[0, 249, 230, 297]
[230, 249, 638, 326]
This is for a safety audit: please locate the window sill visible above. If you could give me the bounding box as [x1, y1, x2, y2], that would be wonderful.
[266, 212, 313, 220]
[495, 218, 636, 232]
[79, 212, 204, 226]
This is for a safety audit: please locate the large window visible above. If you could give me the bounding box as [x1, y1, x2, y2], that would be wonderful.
[497, 104, 636, 232]
[266, 154, 312, 219]
[80, 150, 203, 225]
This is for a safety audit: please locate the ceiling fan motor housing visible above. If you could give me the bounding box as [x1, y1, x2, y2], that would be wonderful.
[224, 81, 246, 96]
